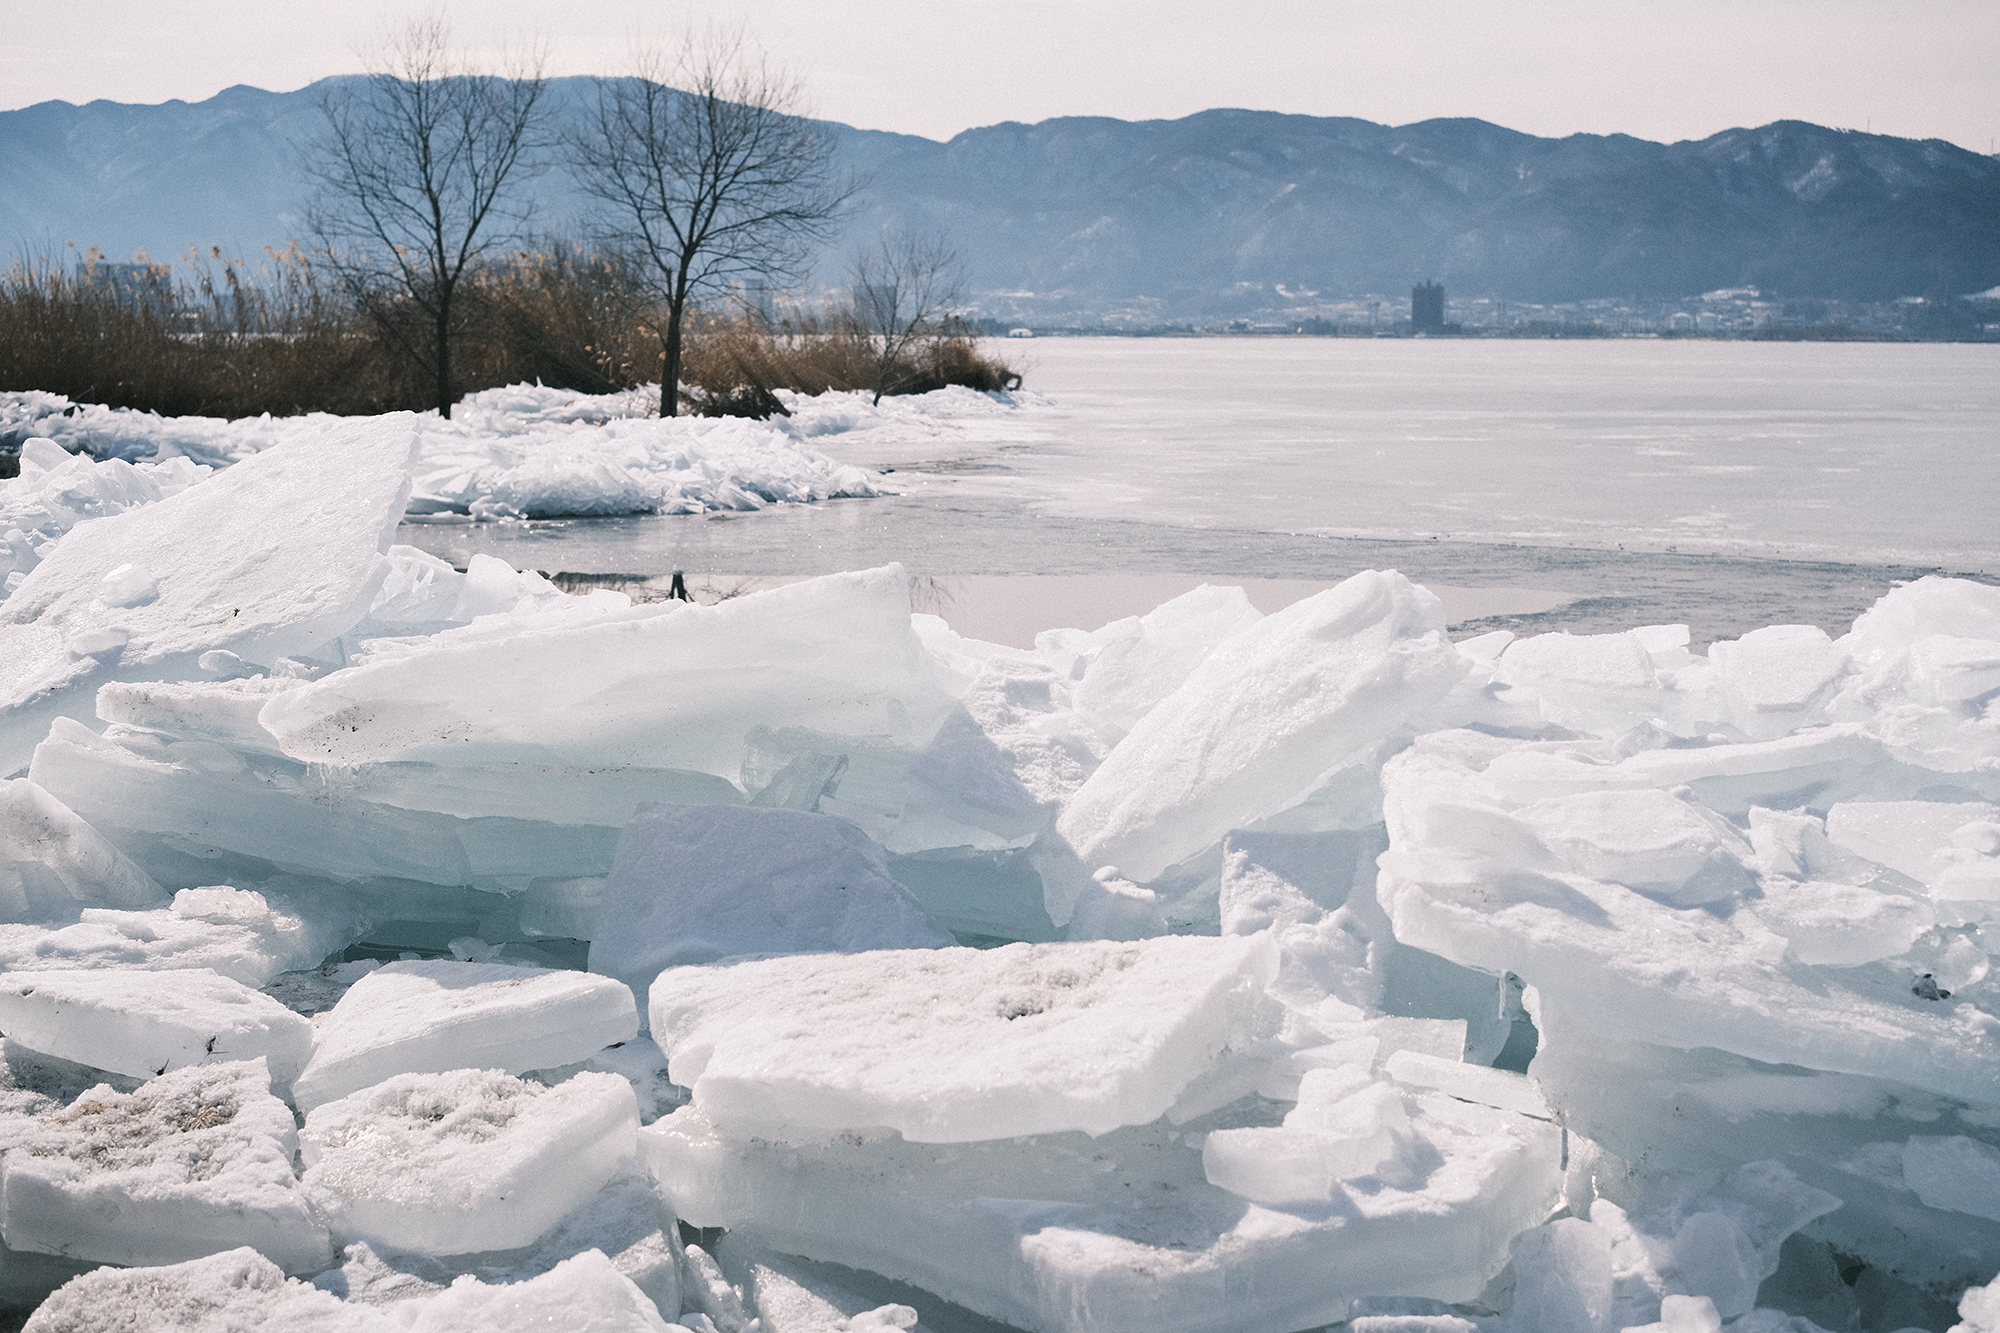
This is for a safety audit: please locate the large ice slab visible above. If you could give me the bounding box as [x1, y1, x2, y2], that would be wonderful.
[261, 566, 955, 779]
[0, 966, 313, 1084]
[301, 1068, 639, 1255]
[1058, 570, 1468, 881]
[649, 935, 1277, 1142]
[30, 717, 623, 890]
[644, 1083, 1561, 1333]
[1041, 583, 1265, 740]
[0, 778, 164, 918]
[0, 415, 419, 773]
[0, 1059, 332, 1272]
[293, 960, 638, 1110]
[588, 805, 952, 1019]
[22, 1246, 397, 1332]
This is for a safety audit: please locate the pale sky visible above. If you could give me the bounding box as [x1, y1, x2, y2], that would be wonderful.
[5, 1, 1996, 152]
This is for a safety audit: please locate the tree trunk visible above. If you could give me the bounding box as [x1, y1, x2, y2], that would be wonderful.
[435, 293, 454, 419]
[660, 298, 684, 418]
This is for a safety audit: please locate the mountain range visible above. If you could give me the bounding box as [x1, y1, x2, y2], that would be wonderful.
[4, 79, 1997, 316]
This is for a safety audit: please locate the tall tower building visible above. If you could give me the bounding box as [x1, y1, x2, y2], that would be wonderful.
[1411, 281, 1446, 333]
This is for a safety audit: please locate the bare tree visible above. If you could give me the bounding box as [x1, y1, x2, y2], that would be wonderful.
[573, 30, 848, 416]
[309, 12, 548, 417]
[851, 230, 967, 406]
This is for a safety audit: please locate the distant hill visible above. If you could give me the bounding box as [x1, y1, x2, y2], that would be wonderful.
[4, 80, 1996, 313]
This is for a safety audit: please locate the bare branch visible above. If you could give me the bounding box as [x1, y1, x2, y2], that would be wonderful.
[569, 25, 851, 415]
[851, 229, 967, 405]
[306, 9, 550, 416]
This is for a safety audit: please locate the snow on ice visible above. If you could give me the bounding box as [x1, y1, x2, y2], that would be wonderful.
[0, 407, 1998, 1329]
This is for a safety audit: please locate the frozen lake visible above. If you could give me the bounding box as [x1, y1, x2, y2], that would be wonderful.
[402, 338, 2000, 645]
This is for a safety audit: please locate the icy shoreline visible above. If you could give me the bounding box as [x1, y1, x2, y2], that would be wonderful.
[0, 379, 1024, 540]
[0, 414, 1998, 1331]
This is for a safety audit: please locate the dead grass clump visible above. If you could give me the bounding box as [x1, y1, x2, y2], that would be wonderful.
[676, 309, 1020, 418]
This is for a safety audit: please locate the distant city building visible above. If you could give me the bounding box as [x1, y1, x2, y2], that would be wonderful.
[1411, 281, 1446, 333]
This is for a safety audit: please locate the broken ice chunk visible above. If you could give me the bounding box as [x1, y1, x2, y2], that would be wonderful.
[1378, 734, 2000, 1109]
[259, 565, 956, 779]
[1059, 583, 1265, 739]
[1902, 1135, 2000, 1222]
[1516, 788, 1751, 907]
[0, 880, 371, 988]
[1708, 625, 1848, 740]
[0, 778, 165, 918]
[514, 1177, 683, 1319]
[684, 1242, 754, 1332]
[398, 1248, 674, 1331]
[95, 562, 158, 608]
[1202, 1066, 1418, 1204]
[643, 1086, 1561, 1333]
[1059, 569, 1468, 882]
[291, 960, 637, 1111]
[1825, 801, 2000, 889]
[0, 966, 313, 1084]
[301, 1068, 638, 1256]
[1382, 1049, 1551, 1118]
[0, 414, 421, 774]
[0, 1060, 332, 1272]
[94, 676, 301, 756]
[649, 934, 1278, 1142]
[1494, 628, 1664, 736]
[588, 805, 952, 1021]
[1505, 1216, 1614, 1333]
[22, 1246, 397, 1332]
[1750, 877, 1934, 966]
[712, 1233, 931, 1333]
[1954, 1270, 2000, 1333]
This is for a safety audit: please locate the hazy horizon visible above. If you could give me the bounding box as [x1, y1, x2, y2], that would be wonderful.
[6, 0, 1997, 154]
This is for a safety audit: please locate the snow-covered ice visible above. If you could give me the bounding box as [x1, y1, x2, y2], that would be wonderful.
[648, 935, 1276, 1142]
[0, 1059, 331, 1272]
[301, 1068, 639, 1256]
[20, 1245, 395, 1332]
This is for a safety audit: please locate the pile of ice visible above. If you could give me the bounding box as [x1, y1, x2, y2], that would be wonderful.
[0, 379, 925, 523]
[0, 411, 1999, 1331]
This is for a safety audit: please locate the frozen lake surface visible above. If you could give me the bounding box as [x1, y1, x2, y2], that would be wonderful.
[402, 338, 2000, 645]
